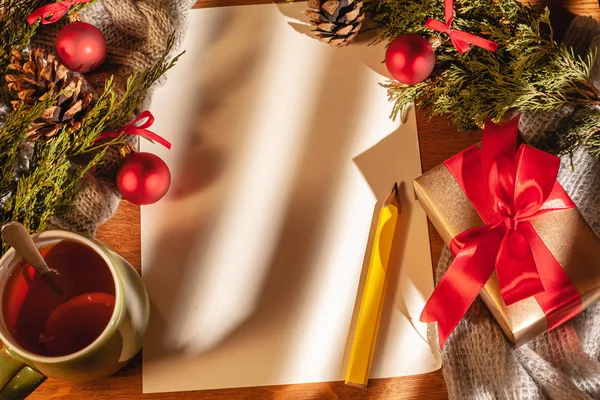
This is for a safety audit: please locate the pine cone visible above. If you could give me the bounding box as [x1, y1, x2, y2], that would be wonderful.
[305, 0, 365, 47]
[6, 48, 93, 140]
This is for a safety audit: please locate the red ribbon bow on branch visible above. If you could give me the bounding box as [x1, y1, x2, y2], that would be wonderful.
[420, 115, 581, 348]
[97, 111, 171, 149]
[27, 0, 91, 25]
[424, 0, 498, 54]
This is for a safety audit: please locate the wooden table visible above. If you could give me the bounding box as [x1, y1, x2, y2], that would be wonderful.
[29, 0, 600, 399]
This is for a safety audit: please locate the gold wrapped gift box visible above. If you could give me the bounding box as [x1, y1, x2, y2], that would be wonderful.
[414, 163, 600, 346]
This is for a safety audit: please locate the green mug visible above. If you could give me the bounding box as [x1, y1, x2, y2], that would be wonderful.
[0, 230, 150, 399]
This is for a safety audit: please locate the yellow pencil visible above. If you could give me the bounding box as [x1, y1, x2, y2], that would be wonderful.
[345, 183, 400, 388]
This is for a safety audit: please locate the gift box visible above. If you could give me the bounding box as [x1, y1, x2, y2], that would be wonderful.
[415, 116, 600, 347]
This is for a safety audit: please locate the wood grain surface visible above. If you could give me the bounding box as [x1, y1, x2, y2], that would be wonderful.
[28, 1, 599, 399]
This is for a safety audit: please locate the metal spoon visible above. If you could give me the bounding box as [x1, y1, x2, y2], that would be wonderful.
[1, 222, 63, 296]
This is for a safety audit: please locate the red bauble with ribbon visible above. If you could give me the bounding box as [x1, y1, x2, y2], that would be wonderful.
[98, 111, 173, 205]
[385, 34, 435, 85]
[28, 0, 106, 73]
[385, 0, 499, 86]
[117, 152, 171, 206]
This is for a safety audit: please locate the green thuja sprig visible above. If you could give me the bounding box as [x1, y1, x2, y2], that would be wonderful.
[0, 35, 184, 238]
[371, 0, 600, 156]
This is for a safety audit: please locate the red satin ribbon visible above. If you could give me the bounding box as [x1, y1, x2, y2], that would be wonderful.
[424, 0, 498, 54]
[420, 115, 581, 348]
[27, 0, 91, 25]
[97, 111, 172, 149]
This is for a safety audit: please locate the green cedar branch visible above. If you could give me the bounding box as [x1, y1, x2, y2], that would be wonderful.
[371, 0, 600, 156]
[0, 35, 183, 244]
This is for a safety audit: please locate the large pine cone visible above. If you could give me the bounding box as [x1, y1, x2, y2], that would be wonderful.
[6, 48, 93, 140]
[305, 0, 365, 47]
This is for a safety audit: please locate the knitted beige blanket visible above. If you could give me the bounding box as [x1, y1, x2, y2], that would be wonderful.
[440, 17, 600, 400]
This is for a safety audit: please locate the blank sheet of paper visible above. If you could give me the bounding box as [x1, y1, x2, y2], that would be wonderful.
[141, 3, 440, 393]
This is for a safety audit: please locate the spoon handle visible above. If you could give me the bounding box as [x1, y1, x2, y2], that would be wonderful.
[1, 222, 51, 275]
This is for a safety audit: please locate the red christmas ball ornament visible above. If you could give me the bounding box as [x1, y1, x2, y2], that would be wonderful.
[385, 34, 435, 85]
[55, 22, 107, 73]
[117, 152, 171, 205]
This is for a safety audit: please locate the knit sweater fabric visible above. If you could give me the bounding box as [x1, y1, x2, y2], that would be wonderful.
[36, 0, 195, 236]
[440, 16, 600, 400]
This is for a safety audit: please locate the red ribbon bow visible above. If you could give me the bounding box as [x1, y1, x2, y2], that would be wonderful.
[27, 0, 91, 25]
[424, 0, 498, 54]
[97, 111, 171, 149]
[420, 115, 581, 348]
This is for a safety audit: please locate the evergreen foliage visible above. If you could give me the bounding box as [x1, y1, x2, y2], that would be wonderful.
[369, 0, 600, 156]
[0, 1, 181, 240]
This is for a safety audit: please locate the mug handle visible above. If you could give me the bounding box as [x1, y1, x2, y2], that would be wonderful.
[0, 348, 45, 400]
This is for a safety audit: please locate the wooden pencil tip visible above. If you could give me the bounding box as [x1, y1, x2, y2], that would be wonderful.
[345, 381, 368, 389]
[384, 182, 400, 207]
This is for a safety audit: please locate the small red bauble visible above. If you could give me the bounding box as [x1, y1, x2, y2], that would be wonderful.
[385, 34, 435, 85]
[117, 152, 171, 205]
[55, 22, 107, 73]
